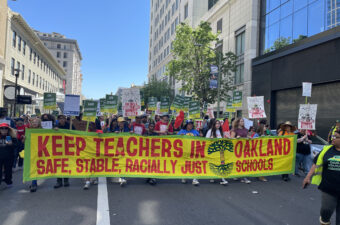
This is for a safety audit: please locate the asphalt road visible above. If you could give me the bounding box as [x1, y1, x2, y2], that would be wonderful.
[0, 171, 335, 225]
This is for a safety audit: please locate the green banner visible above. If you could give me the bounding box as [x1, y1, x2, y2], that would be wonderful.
[160, 97, 170, 113]
[104, 95, 118, 114]
[188, 101, 200, 119]
[148, 97, 157, 111]
[226, 96, 236, 112]
[35, 108, 41, 116]
[83, 100, 98, 122]
[232, 91, 242, 108]
[43, 93, 56, 110]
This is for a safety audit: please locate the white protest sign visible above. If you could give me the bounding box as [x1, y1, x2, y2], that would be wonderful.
[298, 104, 317, 130]
[302, 82, 312, 97]
[41, 121, 53, 129]
[243, 118, 254, 130]
[63, 95, 80, 116]
[247, 96, 266, 119]
[156, 102, 161, 115]
[96, 100, 101, 116]
[121, 88, 141, 117]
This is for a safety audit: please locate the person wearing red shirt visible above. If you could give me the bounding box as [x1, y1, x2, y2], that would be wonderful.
[155, 114, 173, 135]
[131, 115, 146, 135]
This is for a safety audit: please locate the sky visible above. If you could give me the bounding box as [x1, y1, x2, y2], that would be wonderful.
[8, 0, 150, 99]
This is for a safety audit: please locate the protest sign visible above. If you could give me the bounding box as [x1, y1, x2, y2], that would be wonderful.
[64, 95, 80, 116]
[121, 88, 141, 117]
[82, 100, 98, 122]
[43, 93, 56, 110]
[302, 82, 312, 97]
[183, 96, 192, 112]
[23, 129, 296, 181]
[41, 121, 53, 129]
[232, 91, 243, 108]
[171, 95, 184, 111]
[148, 97, 158, 111]
[195, 119, 203, 130]
[247, 96, 267, 119]
[298, 104, 317, 130]
[207, 106, 214, 119]
[226, 96, 236, 113]
[104, 95, 118, 114]
[35, 108, 41, 116]
[243, 118, 254, 130]
[188, 101, 200, 119]
[160, 97, 170, 113]
[99, 98, 106, 111]
[52, 110, 59, 117]
[96, 100, 101, 116]
[156, 102, 161, 115]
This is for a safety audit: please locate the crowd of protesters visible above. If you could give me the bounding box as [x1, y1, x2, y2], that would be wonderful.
[1, 107, 340, 224]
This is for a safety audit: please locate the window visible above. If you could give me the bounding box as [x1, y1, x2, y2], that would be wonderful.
[235, 63, 244, 85]
[16, 61, 20, 73]
[63, 52, 67, 58]
[57, 44, 61, 49]
[235, 31, 245, 56]
[208, 0, 219, 10]
[11, 58, 15, 76]
[34, 52, 36, 64]
[30, 48, 32, 61]
[184, 3, 188, 19]
[23, 41, 26, 55]
[40, 77, 42, 89]
[28, 70, 31, 83]
[37, 56, 40, 66]
[64, 45, 66, 49]
[32, 73, 35, 85]
[12, 31, 16, 47]
[18, 36, 22, 51]
[63, 61, 67, 67]
[21, 64, 25, 80]
[217, 19, 223, 33]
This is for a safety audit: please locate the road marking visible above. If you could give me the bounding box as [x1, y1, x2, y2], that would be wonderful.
[96, 177, 110, 225]
[3, 210, 27, 225]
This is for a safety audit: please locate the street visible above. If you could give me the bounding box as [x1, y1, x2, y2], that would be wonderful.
[0, 171, 334, 225]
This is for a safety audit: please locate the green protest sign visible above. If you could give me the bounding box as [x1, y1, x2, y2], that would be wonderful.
[104, 95, 118, 114]
[83, 100, 98, 122]
[232, 91, 243, 108]
[148, 97, 157, 111]
[99, 98, 106, 111]
[35, 108, 41, 116]
[171, 95, 184, 111]
[43, 93, 56, 110]
[226, 96, 236, 112]
[52, 110, 59, 117]
[188, 101, 200, 119]
[160, 97, 170, 113]
[183, 96, 192, 112]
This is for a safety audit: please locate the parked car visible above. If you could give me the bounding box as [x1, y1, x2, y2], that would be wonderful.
[310, 135, 328, 159]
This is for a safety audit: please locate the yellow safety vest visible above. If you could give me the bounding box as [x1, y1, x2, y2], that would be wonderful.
[332, 126, 338, 136]
[311, 145, 333, 186]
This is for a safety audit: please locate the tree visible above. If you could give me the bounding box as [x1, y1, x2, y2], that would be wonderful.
[208, 140, 234, 176]
[166, 21, 237, 106]
[264, 37, 291, 53]
[141, 77, 174, 109]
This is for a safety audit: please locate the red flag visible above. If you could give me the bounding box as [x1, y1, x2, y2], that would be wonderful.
[174, 111, 185, 129]
[222, 119, 229, 132]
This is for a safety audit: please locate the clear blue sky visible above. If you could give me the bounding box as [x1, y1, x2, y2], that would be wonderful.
[8, 0, 150, 99]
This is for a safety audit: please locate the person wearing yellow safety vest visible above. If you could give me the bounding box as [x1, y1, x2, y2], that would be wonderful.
[303, 129, 340, 225]
[327, 120, 340, 144]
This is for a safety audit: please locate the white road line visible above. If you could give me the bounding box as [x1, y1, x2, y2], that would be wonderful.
[96, 177, 111, 225]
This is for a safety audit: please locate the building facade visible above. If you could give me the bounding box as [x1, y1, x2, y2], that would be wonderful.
[0, 0, 8, 105]
[35, 31, 82, 96]
[3, 11, 66, 115]
[252, 0, 340, 139]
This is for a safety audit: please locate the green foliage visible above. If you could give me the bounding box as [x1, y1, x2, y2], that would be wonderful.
[209, 163, 233, 176]
[208, 140, 234, 154]
[264, 37, 291, 53]
[166, 21, 237, 106]
[293, 35, 307, 43]
[141, 77, 174, 109]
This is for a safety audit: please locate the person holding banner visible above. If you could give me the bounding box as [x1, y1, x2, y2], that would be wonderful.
[115, 117, 129, 186]
[252, 124, 269, 182]
[146, 123, 158, 136]
[206, 120, 228, 186]
[231, 118, 252, 184]
[303, 130, 340, 225]
[105, 118, 118, 133]
[279, 121, 296, 181]
[130, 115, 146, 135]
[27, 118, 41, 192]
[155, 114, 173, 135]
[0, 123, 18, 188]
[178, 120, 200, 186]
[53, 115, 75, 188]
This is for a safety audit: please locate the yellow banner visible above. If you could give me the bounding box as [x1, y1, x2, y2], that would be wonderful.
[23, 129, 296, 181]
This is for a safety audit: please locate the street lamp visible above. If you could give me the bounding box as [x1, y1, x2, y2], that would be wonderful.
[194, 43, 222, 118]
[13, 68, 20, 117]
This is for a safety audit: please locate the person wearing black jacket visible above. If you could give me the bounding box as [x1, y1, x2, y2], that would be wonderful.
[53, 115, 74, 188]
[0, 123, 18, 187]
[296, 129, 313, 176]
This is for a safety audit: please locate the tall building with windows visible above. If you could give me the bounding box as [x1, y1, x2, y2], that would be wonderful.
[3, 10, 66, 115]
[252, 0, 340, 138]
[35, 30, 82, 95]
[148, 0, 207, 90]
[0, 0, 7, 103]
